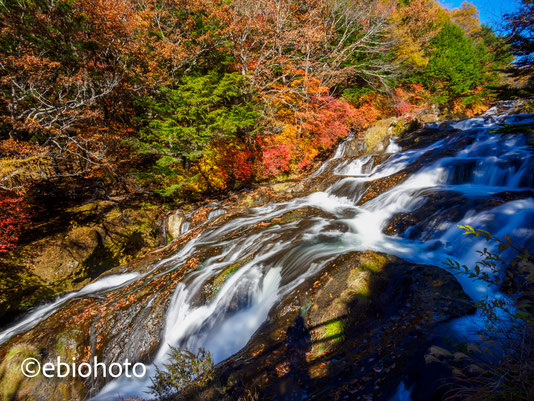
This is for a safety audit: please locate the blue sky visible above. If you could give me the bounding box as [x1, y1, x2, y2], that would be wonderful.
[438, 0, 521, 29]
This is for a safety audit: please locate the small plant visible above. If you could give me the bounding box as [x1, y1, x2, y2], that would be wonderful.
[443, 225, 534, 400]
[238, 389, 260, 401]
[149, 346, 214, 399]
[444, 225, 532, 324]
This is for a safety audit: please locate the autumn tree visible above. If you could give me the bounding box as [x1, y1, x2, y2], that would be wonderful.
[0, 0, 515, 206]
[127, 0, 398, 191]
[223, 0, 396, 104]
[131, 72, 259, 195]
[0, 0, 144, 189]
[391, 0, 444, 69]
[451, 1, 481, 37]
[504, 0, 534, 91]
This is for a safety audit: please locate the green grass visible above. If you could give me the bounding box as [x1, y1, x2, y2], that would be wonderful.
[325, 319, 344, 342]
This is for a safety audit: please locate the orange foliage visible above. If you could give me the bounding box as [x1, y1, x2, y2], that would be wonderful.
[393, 84, 430, 116]
[256, 76, 360, 178]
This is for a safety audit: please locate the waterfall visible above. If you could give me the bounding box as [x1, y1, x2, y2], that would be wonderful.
[94, 113, 533, 399]
[0, 273, 140, 345]
[1, 112, 533, 401]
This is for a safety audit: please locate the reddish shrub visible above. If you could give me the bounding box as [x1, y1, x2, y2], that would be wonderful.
[0, 192, 31, 253]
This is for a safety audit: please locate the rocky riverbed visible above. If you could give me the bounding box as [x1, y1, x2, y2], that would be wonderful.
[1, 108, 533, 401]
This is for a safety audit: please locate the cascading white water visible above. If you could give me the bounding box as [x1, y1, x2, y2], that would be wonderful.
[0, 273, 140, 345]
[1, 112, 532, 401]
[93, 113, 533, 399]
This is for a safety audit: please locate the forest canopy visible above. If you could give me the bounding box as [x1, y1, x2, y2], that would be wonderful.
[0, 0, 522, 218]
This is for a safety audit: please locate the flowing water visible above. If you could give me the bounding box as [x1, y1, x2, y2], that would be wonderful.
[1, 112, 533, 400]
[0, 273, 140, 345]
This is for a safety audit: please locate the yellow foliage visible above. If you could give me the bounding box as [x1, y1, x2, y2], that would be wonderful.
[197, 143, 230, 191]
[391, 0, 444, 68]
[394, 35, 429, 68]
[451, 99, 490, 117]
[451, 1, 482, 37]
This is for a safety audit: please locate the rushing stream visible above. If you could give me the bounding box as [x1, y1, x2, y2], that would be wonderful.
[1, 111, 533, 400]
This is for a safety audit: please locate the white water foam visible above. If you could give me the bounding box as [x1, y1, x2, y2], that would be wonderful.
[3, 113, 532, 401]
[94, 113, 533, 399]
[0, 273, 140, 345]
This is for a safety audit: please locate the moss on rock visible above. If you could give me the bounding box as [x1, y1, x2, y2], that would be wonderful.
[0, 344, 41, 401]
[0, 198, 162, 323]
[360, 250, 388, 272]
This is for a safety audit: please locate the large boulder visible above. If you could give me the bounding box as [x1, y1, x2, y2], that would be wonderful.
[0, 198, 162, 324]
[364, 117, 398, 153]
[186, 251, 475, 401]
[166, 210, 186, 239]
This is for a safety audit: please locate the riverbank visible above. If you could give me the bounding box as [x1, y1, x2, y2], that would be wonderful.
[1, 103, 533, 401]
[0, 107, 431, 325]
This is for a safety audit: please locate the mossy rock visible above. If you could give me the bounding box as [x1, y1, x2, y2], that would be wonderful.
[307, 252, 385, 357]
[212, 264, 241, 296]
[275, 207, 336, 226]
[345, 268, 372, 298]
[0, 344, 42, 401]
[0, 198, 162, 323]
[204, 254, 255, 300]
[54, 329, 83, 361]
[359, 250, 387, 272]
[325, 319, 344, 339]
[271, 182, 292, 193]
[0, 264, 57, 325]
[364, 117, 397, 152]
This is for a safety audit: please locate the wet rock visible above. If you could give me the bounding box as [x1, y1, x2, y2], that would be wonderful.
[343, 137, 367, 157]
[483, 100, 532, 116]
[383, 190, 467, 238]
[190, 251, 475, 401]
[0, 198, 161, 323]
[371, 153, 393, 168]
[449, 159, 477, 184]
[359, 171, 410, 204]
[277, 207, 336, 224]
[396, 125, 456, 151]
[383, 189, 534, 240]
[494, 189, 534, 203]
[167, 209, 186, 239]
